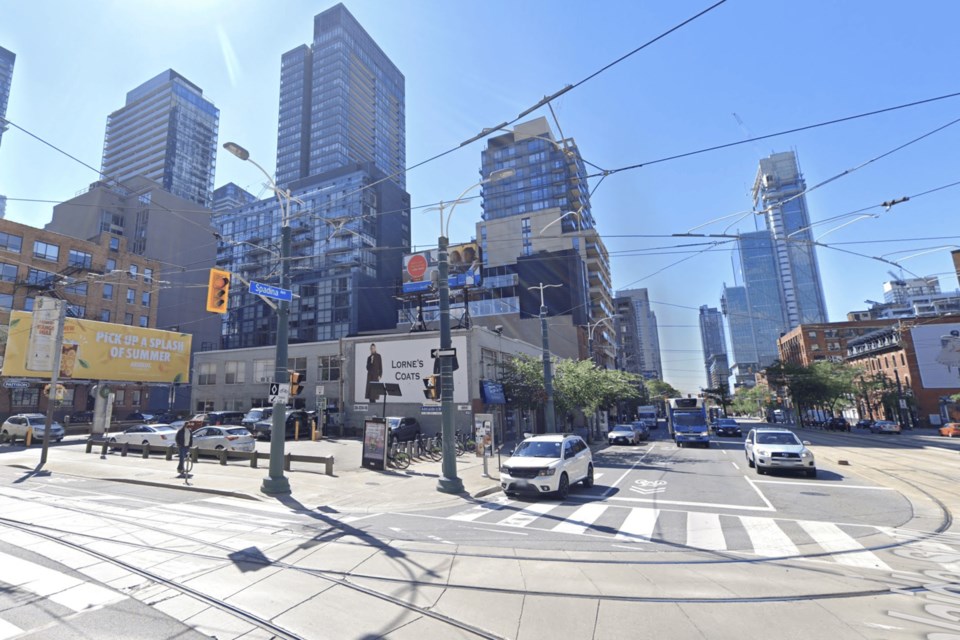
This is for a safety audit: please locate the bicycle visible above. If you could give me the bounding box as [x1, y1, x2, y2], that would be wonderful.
[416, 433, 442, 461]
[456, 429, 476, 454]
[388, 438, 410, 469]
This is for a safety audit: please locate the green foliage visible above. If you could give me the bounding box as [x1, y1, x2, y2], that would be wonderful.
[730, 385, 774, 416]
[501, 355, 544, 411]
[644, 379, 680, 400]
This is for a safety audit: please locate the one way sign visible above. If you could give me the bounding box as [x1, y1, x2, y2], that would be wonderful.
[431, 348, 457, 358]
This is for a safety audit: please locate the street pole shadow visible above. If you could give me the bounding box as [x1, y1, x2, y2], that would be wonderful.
[13, 463, 51, 484]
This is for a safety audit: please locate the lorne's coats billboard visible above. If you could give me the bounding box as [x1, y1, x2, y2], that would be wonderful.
[355, 336, 469, 403]
[2, 311, 192, 383]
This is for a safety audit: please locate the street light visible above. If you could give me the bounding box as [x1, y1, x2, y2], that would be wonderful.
[223, 141, 294, 496]
[432, 168, 515, 494]
[529, 282, 562, 433]
[586, 314, 618, 366]
[539, 207, 583, 236]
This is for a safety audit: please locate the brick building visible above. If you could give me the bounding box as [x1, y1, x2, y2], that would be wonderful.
[846, 317, 960, 427]
[0, 220, 160, 419]
[778, 319, 899, 367]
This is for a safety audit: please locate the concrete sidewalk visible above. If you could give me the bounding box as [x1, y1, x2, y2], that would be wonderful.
[0, 436, 503, 512]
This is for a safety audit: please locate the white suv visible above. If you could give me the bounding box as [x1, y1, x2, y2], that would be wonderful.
[1, 413, 65, 443]
[500, 434, 594, 499]
[744, 428, 816, 477]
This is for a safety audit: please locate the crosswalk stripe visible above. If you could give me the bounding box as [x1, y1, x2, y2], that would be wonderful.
[798, 521, 891, 570]
[0, 551, 127, 612]
[449, 497, 514, 522]
[740, 516, 798, 557]
[685, 512, 726, 551]
[500, 502, 558, 528]
[616, 507, 659, 542]
[0, 618, 24, 640]
[553, 504, 607, 535]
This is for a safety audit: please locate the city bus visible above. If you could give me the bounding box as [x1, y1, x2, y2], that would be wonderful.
[667, 397, 710, 448]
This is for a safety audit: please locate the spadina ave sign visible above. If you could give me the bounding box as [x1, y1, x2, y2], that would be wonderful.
[249, 281, 293, 302]
[2, 311, 192, 384]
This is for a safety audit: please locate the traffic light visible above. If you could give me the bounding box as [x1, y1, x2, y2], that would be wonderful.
[423, 375, 440, 401]
[205, 268, 231, 313]
[288, 370, 304, 396]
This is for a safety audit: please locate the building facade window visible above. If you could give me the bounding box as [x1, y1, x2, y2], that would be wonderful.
[68, 250, 93, 269]
[139, 315, 148, 327]
[126, 288, 135, 304]
[131, 390, 142, 406]
[100, 310, 111, 322]
[141, 291, 150, 306]
[225, 361, 245, 384]
[317, 355, 341, 381]
[109, 237, 120, 251]
[0, 232, 22, 253]
[27, 269, 55, 286]
[106, 258, 117, 271]
[12, 389, 39, 406]
[0, 262, 17, 282]
[114, 389, 125, 404]
[103, 284, 114, 300]
[23, 297, 34, 311]
[198, 363, 216, 385]
[33, 241, 60, 262]
[0, 293, 13, 310]
[253, 359, 274, 383]
[287, 356, 307, 379]
[124, 313, 133, 325]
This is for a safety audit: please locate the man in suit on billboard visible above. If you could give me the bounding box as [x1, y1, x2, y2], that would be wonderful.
[365, 343, 383, 401]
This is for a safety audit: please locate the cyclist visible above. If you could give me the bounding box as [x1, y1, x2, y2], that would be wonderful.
[175, 422, 193, 477]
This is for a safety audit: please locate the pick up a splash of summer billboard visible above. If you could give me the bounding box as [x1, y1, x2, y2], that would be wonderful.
[1, 311, 191, 383]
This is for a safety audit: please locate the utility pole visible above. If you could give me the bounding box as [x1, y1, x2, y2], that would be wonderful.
[40, 298, 66, 467]
[529, 283, 562, 433]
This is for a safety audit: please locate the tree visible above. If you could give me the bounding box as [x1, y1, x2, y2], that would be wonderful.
[501, 355, 545, 415]
[645, 379, 680, 400]
[553, 360, 643, 428]
[730, 385, 773, 417]
[702, 385, 732, 417]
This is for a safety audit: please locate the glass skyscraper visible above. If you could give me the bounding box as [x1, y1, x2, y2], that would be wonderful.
[0, 46, 14, 149]
[617, 288, 663, 379]
[101, 70, 219, 207]
[276, 3, 405, 188]
[753, 151, 828, 326]
[699, 305, 728, 388]
[721, 284, 761, 387]
[738, 230, 788, 368]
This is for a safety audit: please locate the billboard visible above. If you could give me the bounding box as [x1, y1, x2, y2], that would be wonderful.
[354, 336, 469, 404]
[2, 311, 192, 384]
[912, 323, 960, 389]
[401, 242, 482, 294]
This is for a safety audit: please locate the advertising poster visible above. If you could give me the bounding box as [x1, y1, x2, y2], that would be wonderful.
[474, 412, 494, 458]
[911, 323, 960, 389]
[401, 242, 482, 294]
[354, 336, 469, 404]
[2, 311, 192, 383]
[362, 419, 387, 471]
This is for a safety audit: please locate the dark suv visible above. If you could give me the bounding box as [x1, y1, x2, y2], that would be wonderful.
[253, 410, 311, 440]
[242, 407, 273, 430]
[826, 417, 849, 432]
[386, 416, 421, 443]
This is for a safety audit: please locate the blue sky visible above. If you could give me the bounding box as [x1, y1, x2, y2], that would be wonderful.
[1, 1, 958, 394]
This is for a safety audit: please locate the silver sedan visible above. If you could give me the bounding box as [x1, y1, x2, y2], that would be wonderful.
[193, 426, 256, 452]
[109, 424, 178, 447]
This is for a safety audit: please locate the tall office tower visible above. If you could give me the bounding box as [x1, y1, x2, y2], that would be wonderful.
[101, 70, 219, 207]
[616, 288, 663, 379]
[277, 3, 405, 188]
[479, 117, 614, 361]
[699, 305, 728, 388]
[721, 284, 760, 388]
[216, 164, 410, 346]
[212, 183, 256, 213]
[753, 151, 828, 327]
[0, 46, 14, 149]
[738, 230, 788, 367]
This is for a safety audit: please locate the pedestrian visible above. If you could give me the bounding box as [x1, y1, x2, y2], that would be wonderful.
[175, 422, 193, 476]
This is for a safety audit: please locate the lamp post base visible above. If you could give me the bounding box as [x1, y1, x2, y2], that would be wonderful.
[436, 476, 465, 494]
[261, 476, 291, 495]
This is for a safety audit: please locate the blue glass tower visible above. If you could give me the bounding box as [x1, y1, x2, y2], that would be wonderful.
[0, 46, 14, 149]
[753, 151, 828, 326]
[738, 230, 788, 367]
[101, 70, 220, 207]
[276, 3, 405, 188]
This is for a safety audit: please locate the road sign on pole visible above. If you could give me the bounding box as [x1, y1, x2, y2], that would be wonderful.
[431, 348, 457, 358]
[249, 281, 293, 302]
[269, 383, 290, 405]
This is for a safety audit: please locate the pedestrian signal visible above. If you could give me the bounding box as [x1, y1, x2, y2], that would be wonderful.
[206, 268, 231, 313]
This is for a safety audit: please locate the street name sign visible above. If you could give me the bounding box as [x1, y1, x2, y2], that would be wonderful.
[249, 281, 293, 302]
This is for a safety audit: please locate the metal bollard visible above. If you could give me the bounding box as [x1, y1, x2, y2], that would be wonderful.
[284, 453, 292, 472]
[325, 456, 334, 476]
[120, 442, 129, 457]
[219, 449, 227, 465]
[142, 443, 151, 459]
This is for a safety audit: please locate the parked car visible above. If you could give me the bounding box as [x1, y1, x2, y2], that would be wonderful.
[253, 410, 312, 441]
[855, 418, 874, 430]
[108, 424, 178, 447]
[713, 418, 742, 437]
[744, 428, 816, 477]
[630, 422, 651, 442]
[185, 411, 246, 431]
[608, 424, 638, 446]
[939, 423, 960, 437]
[826, 417, 850, 432]
[124, 411, 156, 423]
[870, 420, 901, 434]
[500, 434, 594, 499]
[386, 416, 421, 443]
[68, 411, 94, 423]
[152, 412, 180, 424]
[242, 407, 273, 429]
[1, 414, 65, 443]
[193, 426, 256, 452]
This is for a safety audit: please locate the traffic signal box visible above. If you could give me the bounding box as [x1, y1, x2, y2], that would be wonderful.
[288, 370, 304, 396]
[423, 375, 441, 401]
[206, 268, 231, 313]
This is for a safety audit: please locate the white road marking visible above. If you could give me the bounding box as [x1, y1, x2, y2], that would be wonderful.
[593, 473, 604, 481]
[449, 496, 513, 522]
[740, 516, 798, 557]
[616, 508, 660, 542]
[744, 476, 776, 511]
[731, 462, 740, 470]
[339, 513, 383, 524]
[0, 551, 126, 612]
[720, 449, 727, 455]
[569, 495, 775, 512]
[752, 480, 894, 490]
[0, 619, 24, 640]
[686, 512, 726, 551]
[603, 445, 663, 497]
[611, 544, 639, 551]
[468, 527, 528, 536]
[798, 520, 891, 570]
[552, 504, 607, 535]
[500, 502, 559, 528]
